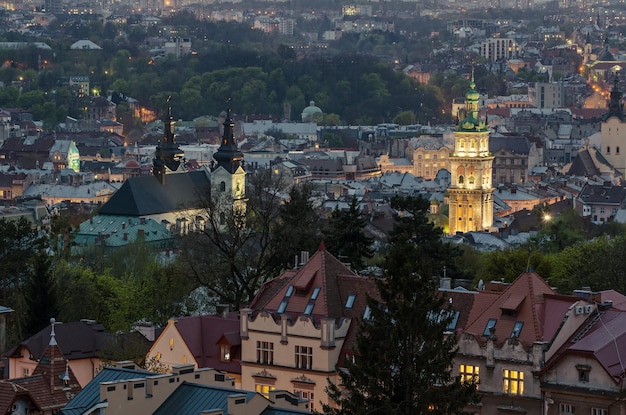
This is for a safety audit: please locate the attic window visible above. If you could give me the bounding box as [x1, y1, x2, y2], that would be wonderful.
[510, 321, 524, 338]
[576, 364, 591, 382]
[483, 318, 497, 337]
[447, 310, 460, 331]
[345, 294, 356, 309]
[285, 285, 294, 297]
[363, 306, 371, 320]
[277, 301, 288, 314]
[310, 287, 320, 300]
[304, 303, 314, 316]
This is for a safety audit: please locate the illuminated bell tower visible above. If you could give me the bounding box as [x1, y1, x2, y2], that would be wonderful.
[447, 72, 494, 235]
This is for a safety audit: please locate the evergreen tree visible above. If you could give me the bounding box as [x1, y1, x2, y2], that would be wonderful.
[323, 197, 374, 271]
[325, 195, 479, 415]
[24, 252, 59, 338]
[271, 183, 322, 269]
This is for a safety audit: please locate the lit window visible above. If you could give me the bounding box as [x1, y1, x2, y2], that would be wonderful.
[511, 321, 524, 338]
[503, 369, 524, 395]
[156, 352, 161, 361]
[169, 337, 174, 350]
[559, 403, 575, 414]
[182, 355, 187, 364]
[483, 319, 497, 336]
[256, 383, 275, 398]
[256, 341, 274, 365]
[459, 364, 479, 386]
[220, 344, 231, 362]
[345, 294, 356, 309]
[295, 345, 313, 369]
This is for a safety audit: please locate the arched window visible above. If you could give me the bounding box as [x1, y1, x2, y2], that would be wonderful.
[220, 181, 226, 192]
[607, 146, 611, 155]
[468, 176, 475, 185]
[458, 175, 464, 184]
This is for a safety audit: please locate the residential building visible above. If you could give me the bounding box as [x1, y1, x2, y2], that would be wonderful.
[480, 38, 518, 62]
[529, 82, 564, 109]
[146, 314, 242, 387]
[86, 97, 116, 122]
[448, 74, 495, 234]
[1, 319, 81, 415]
[5, 319, 109, 388]
[240, 244, 379, 411]
[60, 363, 309, 415]
[49, 139, 80, 172]
[69, 76, 89, 97]
[490, 134, 538, 184]
[575, 183, 626, 224]
[541, 305, 626, 415]
[454, 271, 578, 415]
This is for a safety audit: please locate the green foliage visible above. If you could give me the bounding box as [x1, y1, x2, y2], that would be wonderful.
[325, 195, 479, 414]
[23, 253, 59, 338]
[323, 198, 374, 272]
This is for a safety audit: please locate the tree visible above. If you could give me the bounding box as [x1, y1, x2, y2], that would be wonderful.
[323, 198, 373, 271]
[23, 252, 59, 338]
[178, 170, 288, 309]
[270, 183, 323, 271]
[325, 195, 479, 415]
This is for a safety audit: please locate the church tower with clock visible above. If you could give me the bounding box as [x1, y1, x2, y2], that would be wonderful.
[447, 73, 494, 235]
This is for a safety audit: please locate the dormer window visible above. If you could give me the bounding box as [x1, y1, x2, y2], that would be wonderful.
[220, 344, 231, 362]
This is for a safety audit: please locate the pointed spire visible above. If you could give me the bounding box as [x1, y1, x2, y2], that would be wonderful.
[212, 98, 244, 174]
[153, 96, 184, 184]
[49, 317, 57, 346]
[606, 76, 624, 120]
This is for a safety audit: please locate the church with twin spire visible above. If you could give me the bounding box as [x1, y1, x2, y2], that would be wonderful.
[73, 98, 246, 250]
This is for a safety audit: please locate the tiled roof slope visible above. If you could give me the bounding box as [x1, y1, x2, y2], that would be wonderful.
[169, 315, 241, 373]
[464, 271, 558, 348]
[97, 170, 210, 216]
[249, 243, 377, 321]
[544, 309, 626, 383]
[6, 321, 110, 361]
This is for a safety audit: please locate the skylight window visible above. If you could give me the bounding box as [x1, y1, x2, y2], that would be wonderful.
[363, 306, 371, 320]
[277, 301, 288, 314]
[483, 318, 497, 337]
[310, 287, 320, 300]
[510, 321, 524, 338]
[285, 285, 294, 297]
[345, 294, 356, 309]
[447, 310, 460, 331]
[304, 303, 314, 316]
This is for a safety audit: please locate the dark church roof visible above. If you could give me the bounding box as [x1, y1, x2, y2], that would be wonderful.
[98, 170, 210, 216]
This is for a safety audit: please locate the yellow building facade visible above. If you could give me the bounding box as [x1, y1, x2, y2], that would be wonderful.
[448, 75, 495, 235]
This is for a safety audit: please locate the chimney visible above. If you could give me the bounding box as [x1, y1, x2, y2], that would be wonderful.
[137, 229, 145, 238]
[440, 277, 451, 290]
[216, 304, 229, 317]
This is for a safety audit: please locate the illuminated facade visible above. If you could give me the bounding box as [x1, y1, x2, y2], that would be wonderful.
[447, 74, 494, 235]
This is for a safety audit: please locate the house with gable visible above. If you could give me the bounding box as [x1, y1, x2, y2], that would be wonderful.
[541, 304, 626, 415]
[454, 271, 578, 415]
[4, 319, 139, 388]
[0, 319, 82, 415]
[239, 243, 378, 412]
[146, 314, 242, 387]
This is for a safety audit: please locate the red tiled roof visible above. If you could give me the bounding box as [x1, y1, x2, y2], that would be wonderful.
[171, 315, 241, 374]
[464, 271, 557, 348]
